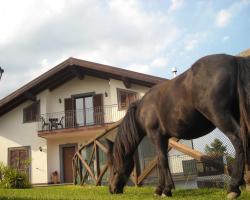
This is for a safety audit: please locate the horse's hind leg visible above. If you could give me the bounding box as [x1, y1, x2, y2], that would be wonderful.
[208, 114, 244, 199]
[148, 129, 174, 197]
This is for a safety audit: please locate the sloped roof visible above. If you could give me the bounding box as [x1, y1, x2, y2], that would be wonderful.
[0, 57, 167, 116]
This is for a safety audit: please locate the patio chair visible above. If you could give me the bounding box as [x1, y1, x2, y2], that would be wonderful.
[40, 116, 50, 131]
[56, 116, 64, 129]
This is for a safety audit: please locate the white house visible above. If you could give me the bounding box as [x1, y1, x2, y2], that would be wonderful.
[0, 57, 166, 185]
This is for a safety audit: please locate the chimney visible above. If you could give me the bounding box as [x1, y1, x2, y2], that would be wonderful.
[171, 67, 177, 78]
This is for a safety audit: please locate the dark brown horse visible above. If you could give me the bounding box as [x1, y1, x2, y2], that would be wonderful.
[107, 54, 250, 199]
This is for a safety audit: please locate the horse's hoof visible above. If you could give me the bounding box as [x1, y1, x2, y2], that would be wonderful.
[162, 190, 172, 197]
[227, 192, 240, 199]
[154, 188, 162, 196]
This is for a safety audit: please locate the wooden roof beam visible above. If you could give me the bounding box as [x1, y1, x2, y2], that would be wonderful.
[24, 92, 36, 102]
[70, 66, 85, 80]
[122, 77, 131, 89]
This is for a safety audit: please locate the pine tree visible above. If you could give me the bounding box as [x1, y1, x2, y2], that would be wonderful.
[204, 138, 227, 156]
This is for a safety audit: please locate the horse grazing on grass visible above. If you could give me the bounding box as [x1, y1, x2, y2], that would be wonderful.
[106, 54, 250, 199]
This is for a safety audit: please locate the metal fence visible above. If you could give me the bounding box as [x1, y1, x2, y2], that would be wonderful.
[137, 128, 234, 189]
[38, 105, 126, 131]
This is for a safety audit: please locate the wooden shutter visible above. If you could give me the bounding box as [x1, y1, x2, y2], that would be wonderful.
[93, 94, 104, 125]
[64, 98, 74, 128]
[9, 150, 19, 169]
[19, 150, 29, 174]
[9, 147, 30, 176]
[23, 101, 40, 123]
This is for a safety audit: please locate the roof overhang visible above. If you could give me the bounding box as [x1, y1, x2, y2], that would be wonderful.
[0, 57, 167, 116]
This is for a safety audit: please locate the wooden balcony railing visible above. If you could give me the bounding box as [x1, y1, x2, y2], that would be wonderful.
[38, 105, 126, 132]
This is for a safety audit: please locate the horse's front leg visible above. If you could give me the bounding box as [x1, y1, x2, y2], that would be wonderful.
[148, 130, 174, 197]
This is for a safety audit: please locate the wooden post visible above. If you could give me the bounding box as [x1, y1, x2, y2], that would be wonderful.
[94, 141, 101, 180]
[96, 164, 109, 186]
[76, 152, 97, 182]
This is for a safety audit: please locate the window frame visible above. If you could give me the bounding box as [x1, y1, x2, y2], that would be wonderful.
[23, 100, 40, 123]
[117, 88, 138, 110]
[8, 146, 31, 180]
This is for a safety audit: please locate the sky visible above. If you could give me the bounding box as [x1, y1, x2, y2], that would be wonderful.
[0, 0, 250, 99]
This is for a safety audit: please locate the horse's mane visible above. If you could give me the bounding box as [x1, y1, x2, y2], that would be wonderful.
[112, 100, 142, 169]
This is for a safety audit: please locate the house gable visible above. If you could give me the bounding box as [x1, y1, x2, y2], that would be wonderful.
[0, 58, 167, 117]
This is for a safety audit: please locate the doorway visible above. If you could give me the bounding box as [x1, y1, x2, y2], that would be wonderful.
[75, 96, 94, 126]
[60, 144, 77, 183]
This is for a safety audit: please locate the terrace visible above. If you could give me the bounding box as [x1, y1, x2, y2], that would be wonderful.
[37, 104, 126, 138]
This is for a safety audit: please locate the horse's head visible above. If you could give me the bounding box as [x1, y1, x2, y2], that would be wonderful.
[106, 139, 134, 194]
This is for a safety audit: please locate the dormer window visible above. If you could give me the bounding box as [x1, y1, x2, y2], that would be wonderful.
[23, 101, 40, 123]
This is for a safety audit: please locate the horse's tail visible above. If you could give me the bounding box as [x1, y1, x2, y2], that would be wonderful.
[237, 56, 250, 163]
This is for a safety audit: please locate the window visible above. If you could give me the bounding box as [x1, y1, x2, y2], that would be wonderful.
[8, 146, 30, 176]
[117, 89, 138, 110]
[23, 101, 40, 123]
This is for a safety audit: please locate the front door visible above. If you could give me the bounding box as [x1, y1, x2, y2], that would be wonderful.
[62, 146, 76, 183]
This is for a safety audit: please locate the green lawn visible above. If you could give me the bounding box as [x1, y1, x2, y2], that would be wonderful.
[0, 186, 249, 200]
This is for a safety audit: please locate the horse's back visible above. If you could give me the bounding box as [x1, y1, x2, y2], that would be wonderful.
[138, 54, 241, 139]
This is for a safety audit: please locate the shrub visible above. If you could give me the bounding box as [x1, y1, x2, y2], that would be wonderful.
[0, 162, 31, 189]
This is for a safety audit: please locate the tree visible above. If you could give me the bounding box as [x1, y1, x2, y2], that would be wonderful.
[204, 138, 228, 156]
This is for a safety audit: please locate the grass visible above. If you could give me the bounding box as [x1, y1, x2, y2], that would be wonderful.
[0, 185, 249, 200]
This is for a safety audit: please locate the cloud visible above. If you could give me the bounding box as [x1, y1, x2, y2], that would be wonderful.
[0, 0, 181, 99]
[215, 0, 250, 28]
[127, 56, 169, 75]
[151, 57, 169, 69]
[184, 33, 207, 52]
[127, 64, 151, 74]
[169, 0, 184, 11]
[215, 9, 231, 27]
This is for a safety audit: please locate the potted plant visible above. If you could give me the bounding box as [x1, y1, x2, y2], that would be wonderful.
[51, 171, 59, 184]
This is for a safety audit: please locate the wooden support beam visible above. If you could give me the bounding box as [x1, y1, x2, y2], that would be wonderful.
[82, 146, 95, 185]
[76, 152, 97, 183]
[137, 157, 158, 185]
[169, 138, 203, 161]
[169, 138, 227, 174]
[72, 157, 77, 185]
[24, 92, 36, 101]
[49, 73, 74, 91]
[122, 77, 131, 89]
[96, 164, 109, 186]
[94, 142, 101, 179]
[70, 66, 84, 80]
[95, 140, 108, 154]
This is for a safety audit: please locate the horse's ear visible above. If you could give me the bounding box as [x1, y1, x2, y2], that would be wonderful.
[105, 139, 114, 154]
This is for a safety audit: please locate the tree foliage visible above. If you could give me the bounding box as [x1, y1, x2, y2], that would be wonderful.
[204, 138, 228, 156]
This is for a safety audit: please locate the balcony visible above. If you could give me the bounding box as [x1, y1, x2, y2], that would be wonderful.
[38, 105, 126, 133]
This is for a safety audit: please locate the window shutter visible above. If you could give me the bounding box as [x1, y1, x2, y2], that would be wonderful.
[23, 100, 40, 123]
[64, 98, 74, 128]
[93, 94, 104, 124]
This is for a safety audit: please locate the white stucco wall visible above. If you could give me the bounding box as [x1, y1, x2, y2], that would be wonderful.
[0, 102, 48, 184]
[109, 79, 149, 105]
[45, 76, 111, 114]
[0, 74, 152, 184]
